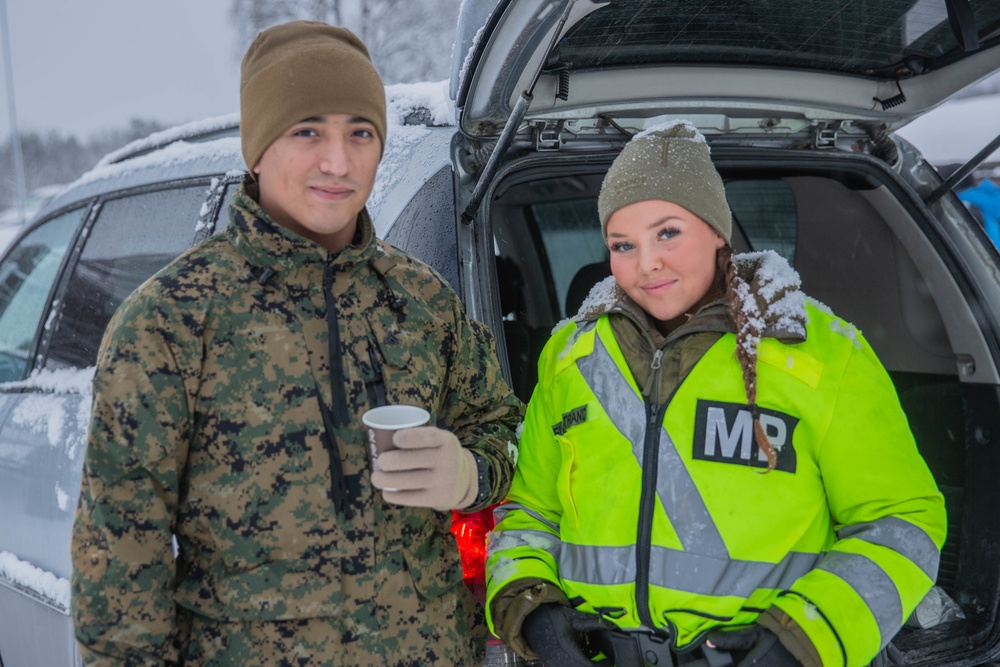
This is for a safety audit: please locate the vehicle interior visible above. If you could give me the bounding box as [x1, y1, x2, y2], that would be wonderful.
[489, 149, 1000, 664]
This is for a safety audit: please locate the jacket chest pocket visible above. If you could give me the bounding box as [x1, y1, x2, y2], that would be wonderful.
[364, 311, 444, 411]
[202, 324, 314, 420]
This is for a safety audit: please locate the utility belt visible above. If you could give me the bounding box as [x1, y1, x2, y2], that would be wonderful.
[593, 628, 742, 667]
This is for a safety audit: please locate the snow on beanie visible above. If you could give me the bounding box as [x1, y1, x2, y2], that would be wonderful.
[240, 20, 387, 172]
[598, 120, 732, 244]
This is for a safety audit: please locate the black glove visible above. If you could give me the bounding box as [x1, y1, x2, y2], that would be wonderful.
[521, 603, 612, 666]
[734, 628, 801, 667]
[706, 625, 765, 652]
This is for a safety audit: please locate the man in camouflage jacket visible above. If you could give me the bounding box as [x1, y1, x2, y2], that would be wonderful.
[71, 21, 523, 666]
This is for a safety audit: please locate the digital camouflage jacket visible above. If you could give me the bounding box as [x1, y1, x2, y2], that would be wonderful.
[72, 179, 523, 666]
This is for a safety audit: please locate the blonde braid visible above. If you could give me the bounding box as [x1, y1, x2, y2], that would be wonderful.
[720, 247, 776, 472]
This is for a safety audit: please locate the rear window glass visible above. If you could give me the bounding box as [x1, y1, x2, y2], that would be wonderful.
[559, 0, 1000, 77]
[532, 197, 605, 318]
[726, 180, 798, 264]
[44, 185, 206, 371]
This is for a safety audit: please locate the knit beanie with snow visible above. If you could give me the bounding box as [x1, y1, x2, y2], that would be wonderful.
[598, 121, 732, 244]
[240, 21, 387, 171]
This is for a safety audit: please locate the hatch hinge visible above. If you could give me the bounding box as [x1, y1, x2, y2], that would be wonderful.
[533, 120, 566, 151]
[816, 123, 839, 148]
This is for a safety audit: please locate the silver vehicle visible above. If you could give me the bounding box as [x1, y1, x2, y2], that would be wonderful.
[3, 1, 1000, 665]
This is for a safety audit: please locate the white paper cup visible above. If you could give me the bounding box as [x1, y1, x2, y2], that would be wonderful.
[361, 405, 430, 462]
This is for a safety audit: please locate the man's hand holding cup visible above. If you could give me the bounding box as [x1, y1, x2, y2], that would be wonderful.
[364, 405, 478, 511]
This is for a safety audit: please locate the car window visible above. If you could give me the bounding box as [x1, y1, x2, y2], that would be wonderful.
[726, 180, 798, 264]
[0, 208, 84, 382]
[531, 197, 605, 318]
[44, 185, 207, 371]
[559, 0, 1000, 76]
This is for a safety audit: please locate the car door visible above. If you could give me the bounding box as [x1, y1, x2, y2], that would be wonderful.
[0, 180, 221, 667]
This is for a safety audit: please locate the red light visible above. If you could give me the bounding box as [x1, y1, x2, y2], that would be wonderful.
[451, 506, 496, 590]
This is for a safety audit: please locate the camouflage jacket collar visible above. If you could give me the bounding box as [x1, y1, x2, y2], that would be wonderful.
[226, 177, 378, 285]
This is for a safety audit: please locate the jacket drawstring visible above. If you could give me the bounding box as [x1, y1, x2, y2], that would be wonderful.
[371, 258, 408, 317]
[318, 400, 346, 512]
[366, 345, 387, 408]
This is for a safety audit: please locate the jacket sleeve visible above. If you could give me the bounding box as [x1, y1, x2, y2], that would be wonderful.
[440, 297, 524, 511]
[770, 332, 947, 667]
[71, 295, 192, 666]
[485, 332, 568, 633]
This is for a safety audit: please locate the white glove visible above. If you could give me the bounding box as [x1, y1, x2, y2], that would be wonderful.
[370, 426, 478, 510]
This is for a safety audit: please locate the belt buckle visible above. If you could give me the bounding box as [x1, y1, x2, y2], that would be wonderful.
[634, 630, 674, 667]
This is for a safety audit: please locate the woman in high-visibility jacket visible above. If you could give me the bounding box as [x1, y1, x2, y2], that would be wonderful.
[485, 121, 946, 667]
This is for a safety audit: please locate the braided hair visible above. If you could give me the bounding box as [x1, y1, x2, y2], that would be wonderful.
[718, 246, 777, 472]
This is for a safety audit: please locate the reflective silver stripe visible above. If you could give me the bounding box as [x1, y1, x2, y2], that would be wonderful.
[559, 543, 635, 586]
[577, 335, 728, 557]
[557, 542, 818, 596]
[650, 548, 819, 598]
[494, 502, 561, 533]
[838, 517, 940, 581]
[488, 528, 561, 559]
[818, 551, 902, 644]
[654, 428, 729, 557]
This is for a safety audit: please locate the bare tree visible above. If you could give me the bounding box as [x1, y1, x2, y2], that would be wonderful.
[356, 0, 460, 83]
[231, 0, 343, 53]
[230, 0, 460, 83]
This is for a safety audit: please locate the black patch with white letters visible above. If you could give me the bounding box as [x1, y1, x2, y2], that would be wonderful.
[692, 400, 798, 472]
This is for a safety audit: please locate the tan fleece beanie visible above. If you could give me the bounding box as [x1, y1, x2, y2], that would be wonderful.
[240, 21, 387, 171]
[598, 121, 732, 244]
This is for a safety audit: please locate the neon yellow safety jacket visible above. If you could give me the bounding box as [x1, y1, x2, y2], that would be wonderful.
[487, 263, 946, 667]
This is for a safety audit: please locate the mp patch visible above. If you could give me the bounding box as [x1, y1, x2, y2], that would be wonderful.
[692, 399, 798, 472]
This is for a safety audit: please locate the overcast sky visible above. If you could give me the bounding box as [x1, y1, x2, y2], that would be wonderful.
[0, 0, 241, 142]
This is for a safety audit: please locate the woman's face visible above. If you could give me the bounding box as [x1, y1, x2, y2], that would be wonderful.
[607, 199, 726, 327]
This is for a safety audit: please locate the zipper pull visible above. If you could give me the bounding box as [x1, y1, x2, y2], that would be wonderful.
[650, 349, 664, 370]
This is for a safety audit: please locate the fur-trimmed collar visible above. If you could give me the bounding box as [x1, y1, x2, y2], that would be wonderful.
[565, 249, 807, 343]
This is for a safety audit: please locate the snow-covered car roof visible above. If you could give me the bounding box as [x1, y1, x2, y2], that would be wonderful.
[34, 81, 458, 236]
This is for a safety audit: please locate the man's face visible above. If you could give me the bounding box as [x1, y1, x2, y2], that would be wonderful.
[253, 114, 381, 252]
